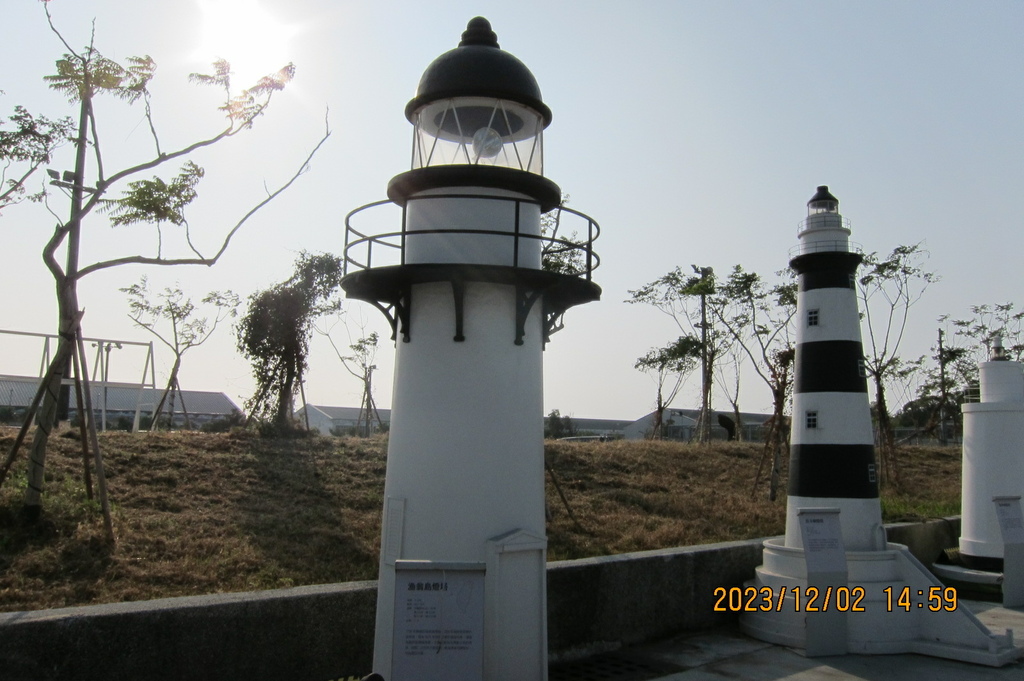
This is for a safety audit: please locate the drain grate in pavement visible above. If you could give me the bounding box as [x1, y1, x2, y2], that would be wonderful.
[549, 652, 684, 681]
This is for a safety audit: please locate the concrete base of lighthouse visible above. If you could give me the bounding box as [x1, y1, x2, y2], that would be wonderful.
[741, 538, 1023, 666]
[784, 497, 886, 552]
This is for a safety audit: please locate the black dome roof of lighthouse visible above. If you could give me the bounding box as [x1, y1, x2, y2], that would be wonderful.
[404, 17, 553, 127]
[808, 185, 839, 205]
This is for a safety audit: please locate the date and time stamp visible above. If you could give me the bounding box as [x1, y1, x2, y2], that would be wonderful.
[712, 585, 959, 613]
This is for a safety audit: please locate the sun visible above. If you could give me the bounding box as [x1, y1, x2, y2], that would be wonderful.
[194, 0, 297, 91]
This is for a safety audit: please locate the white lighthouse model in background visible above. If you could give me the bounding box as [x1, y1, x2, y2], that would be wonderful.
[341, 18, 600, 681]
[741, 187, 1020, 666]
[959, 336, 1024, 570]
[931, 336, 1024, 601]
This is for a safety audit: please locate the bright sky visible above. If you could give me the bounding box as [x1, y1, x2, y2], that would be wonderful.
[1, 0, 1021, 421]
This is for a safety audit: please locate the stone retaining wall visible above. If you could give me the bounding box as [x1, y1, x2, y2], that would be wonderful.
[0, 518, 960, 681]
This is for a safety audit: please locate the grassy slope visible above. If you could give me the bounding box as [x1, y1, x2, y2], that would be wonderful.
[0, 430, 960, 613]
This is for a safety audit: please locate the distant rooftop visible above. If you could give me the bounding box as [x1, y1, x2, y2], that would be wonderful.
[0, 375, 239, 416]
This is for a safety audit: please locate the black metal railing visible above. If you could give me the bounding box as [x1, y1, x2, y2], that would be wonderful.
[343, 194, 601, 281]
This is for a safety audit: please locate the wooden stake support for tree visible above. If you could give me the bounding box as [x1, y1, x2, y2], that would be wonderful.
[0, 310, 114, 544]
[73, 323, 115, 544]
[0, 311, 83, 489]
[71, 346, 94, 500]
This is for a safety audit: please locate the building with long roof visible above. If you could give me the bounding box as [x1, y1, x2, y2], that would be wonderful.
[0, 375, 239, 430]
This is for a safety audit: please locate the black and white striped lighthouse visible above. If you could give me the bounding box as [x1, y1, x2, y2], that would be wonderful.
[741, 186, 1020, 665]
[785, 185, 884, 552]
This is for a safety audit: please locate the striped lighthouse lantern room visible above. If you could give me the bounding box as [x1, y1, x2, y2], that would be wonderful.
[785, 186, 884, 552]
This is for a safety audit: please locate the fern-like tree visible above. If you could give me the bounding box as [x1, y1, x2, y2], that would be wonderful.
[634, 335, 703, 439]
[628, 265, 727, 443]
[712, 265, 798, 499]
[908, 303, 1024, 445]
[0, 105, 74, 212]
[947, 302, 1024, 363]
[894, 327, 974, 445]
[6, 4, 328, 518]
[121, 277, 239, 429]
[237, 253, 344, 431]
[857, 243, 938, 487]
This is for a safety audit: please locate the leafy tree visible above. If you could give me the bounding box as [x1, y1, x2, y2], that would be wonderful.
[902, 306, 1024, 445]
[541, 194, 586, 275]
[628, 265, 727, 442]
[237, 252, 343, 431]
[545, 409, 577, 439]
[560, 413, 576, 439]
[121, 277, 239, 430]
[10, 4, 328, 518]
[634, 336, 703, 439]
[0, 105, 74, 211]
[920, 302, 1024, 440]
[857, 243, 937, 486]
[545, 409, 564, 439]
[947, 303, 1024, 363]
[892, 335, 971, 444]
[712, 265, 798, 499]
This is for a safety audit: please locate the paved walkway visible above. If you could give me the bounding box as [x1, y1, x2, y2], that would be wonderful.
[552, 600, 1024, 680]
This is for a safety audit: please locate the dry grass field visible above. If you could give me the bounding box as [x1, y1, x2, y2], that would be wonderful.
[0, 428, 961, 613]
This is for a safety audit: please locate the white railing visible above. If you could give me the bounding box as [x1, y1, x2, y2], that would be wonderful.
[788, 240, 864, 258]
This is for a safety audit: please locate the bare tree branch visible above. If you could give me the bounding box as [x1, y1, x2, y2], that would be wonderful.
[75, 124, 330, 279]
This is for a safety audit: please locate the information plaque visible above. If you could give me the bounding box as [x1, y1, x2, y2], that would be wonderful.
[994, 496, 1024, 544]
[798, 507, 848, 656]
[799, 507, 847, 574]
[392, 561, 485, 681]
[994, 496, 1024, 608]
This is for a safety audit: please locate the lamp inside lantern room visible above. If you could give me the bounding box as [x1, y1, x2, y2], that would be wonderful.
[411, 97, 545, 170]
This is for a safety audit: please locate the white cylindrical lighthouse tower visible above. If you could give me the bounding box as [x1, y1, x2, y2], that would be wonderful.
[786, 185, 884, 552]
[741, 187, 1020, 666]
[960, 336, 1024, 569]
[341, 18, 600, 681]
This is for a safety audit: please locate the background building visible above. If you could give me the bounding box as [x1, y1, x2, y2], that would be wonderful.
[0, 376, 239, 430]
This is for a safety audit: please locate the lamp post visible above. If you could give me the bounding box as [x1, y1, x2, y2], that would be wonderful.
[341, 17, 600, 680]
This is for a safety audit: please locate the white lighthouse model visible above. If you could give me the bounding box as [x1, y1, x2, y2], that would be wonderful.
[341, 18, 600, 681]
[959, 336, 1024, 569]
[741, 187, 1020, 666]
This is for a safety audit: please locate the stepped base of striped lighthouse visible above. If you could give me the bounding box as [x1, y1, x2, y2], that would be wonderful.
[740, 538, 1023, 666]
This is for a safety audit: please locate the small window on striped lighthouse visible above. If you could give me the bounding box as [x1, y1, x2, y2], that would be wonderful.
[858, 358, 868, 378]
[807, 309, 820, 327]
[806, 410, 819, 429]
[848, 273, 856, 289]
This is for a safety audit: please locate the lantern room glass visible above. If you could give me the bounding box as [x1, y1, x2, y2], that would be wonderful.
[411, 97, 545, 174]
[808, 197, 839, 215]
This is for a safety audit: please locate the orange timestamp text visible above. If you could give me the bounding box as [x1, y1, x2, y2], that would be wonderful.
[713, 585, 866, 613]
[713, 585, 959, 613]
